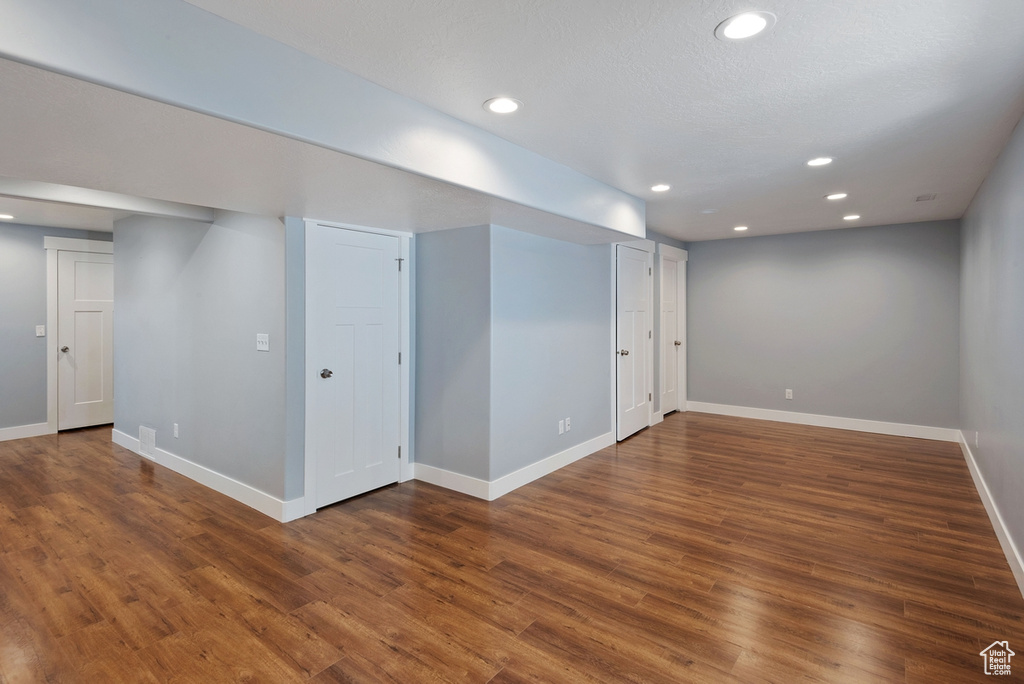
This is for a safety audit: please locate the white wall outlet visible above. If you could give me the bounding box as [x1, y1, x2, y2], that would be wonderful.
[785, 389, 793, 400]
[173, 423, 179, 438]
[256, 333, 270, 352]
[35, 325, 45, 337]
[565, 417, 571, 432]
[558, 419, 565, 435]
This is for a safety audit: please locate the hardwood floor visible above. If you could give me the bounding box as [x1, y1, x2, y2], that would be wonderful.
[1, 413, 1021, 682]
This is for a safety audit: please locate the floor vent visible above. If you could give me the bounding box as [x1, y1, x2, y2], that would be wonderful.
[139, 426, 156, 458]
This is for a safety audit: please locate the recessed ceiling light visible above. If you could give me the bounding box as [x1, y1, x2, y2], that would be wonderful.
[843, 215, 861, 221]
[0, 214, 13, 220]
[734, 226, 749, 231]
[651, 184, 671, 192]
[700, 209, 718, 214]
[715, 11, 777, 40]
[807, 157, 833, 167]
[826, 193, 848, 200]
[483, 97, 521, 114]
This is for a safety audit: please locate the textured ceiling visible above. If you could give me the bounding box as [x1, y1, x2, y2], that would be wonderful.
[183, 0, 1024, 240]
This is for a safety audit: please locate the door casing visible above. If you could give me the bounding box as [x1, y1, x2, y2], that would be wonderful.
[302, 219, 412, 516]
[613, 239, 655, 441]
[44, 236, 114, 434]
[658, 243, 688, 416]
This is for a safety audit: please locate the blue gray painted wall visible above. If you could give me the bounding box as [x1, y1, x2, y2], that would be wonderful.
[113, 211, 287, 498]
[490, 225, 612, 479]
[687, 220, 960, 428]
[0, 223, 111, 430]
[960, 115, 1024, 558]
[414, 225, 492, 480]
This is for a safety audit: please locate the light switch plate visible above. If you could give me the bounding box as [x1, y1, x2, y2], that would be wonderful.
[35, 325, 45, 337]
[256, 333, 270, 352]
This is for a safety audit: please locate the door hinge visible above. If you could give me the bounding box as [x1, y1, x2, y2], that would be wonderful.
[398, 446, 401, 459]
[649, 393, 652, 401]
[398, 352, 402, 365]
[649, 267, 652, 276]
[396, 257, 404, 272]
[648, 330, 652, 339]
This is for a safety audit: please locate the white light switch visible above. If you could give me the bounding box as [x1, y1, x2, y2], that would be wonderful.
[256, 333, 270, 352]
[35, 325, 45, 337]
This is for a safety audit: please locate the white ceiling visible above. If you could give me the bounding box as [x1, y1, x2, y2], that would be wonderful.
[3, 0, 1024, 241]
[182, 0, 1024, 240]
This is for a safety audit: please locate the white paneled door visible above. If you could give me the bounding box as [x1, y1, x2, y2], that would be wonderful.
[659, 245, 687, 414]
[307, 225, 402, 508]
[58, 251, 114, 430]
[616, 244, 652, 440]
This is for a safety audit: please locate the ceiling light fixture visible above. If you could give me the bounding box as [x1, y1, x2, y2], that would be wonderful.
[807, 157, 833, 167]
[0, 214, 14, 220]
[826, 193, 848, 200]
[651, 184, 671, 192]
[843, 215, 861, 221]
[715, 11, 777, 41]
[483, 97, 521, 114]
[734, 226, 749, 231]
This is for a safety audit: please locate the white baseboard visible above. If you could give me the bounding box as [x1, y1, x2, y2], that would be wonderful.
[414, 431, 615, 501]
[958, 432, 1024, 599]
[111, 429, 304, 523]
[0, 422, 52, 443]
[412, 463, 491, 500]
[686, 401, 960, 442]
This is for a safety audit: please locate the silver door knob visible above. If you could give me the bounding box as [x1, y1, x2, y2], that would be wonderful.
[320, 369, 333, 379]
[617, 349, 629, 356]
[60, 346, 70, 353]
[674, 340, 682, 346]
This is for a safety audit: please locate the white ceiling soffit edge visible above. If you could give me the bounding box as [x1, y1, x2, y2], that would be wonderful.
[0, 0, 645, 239]
[0, 177, 214, 222]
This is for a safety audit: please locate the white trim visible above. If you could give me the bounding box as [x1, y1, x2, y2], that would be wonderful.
[414, 431, 615, 501]
[489, 431, 616, 499]
[45, 237, 114, 433]
[656, 243, 688, 261]
[302, 219, 412, 516]
[958, 432, 1024, 599]
[686, 401, 960, 442]
[413, 463, 492, 500]
[43, 236, 114, 253]
[112, 429, 305, 522]
[652, 411, 665, 425]
[0, 423, 52, 442]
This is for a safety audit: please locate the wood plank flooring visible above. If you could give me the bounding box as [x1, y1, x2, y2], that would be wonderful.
[1, 412, 1022, 682]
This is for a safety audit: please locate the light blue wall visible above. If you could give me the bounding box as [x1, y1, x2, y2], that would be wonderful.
[960, 115, 1024, 555]
[0, 223, 111, 430]
[414, 226, 492, 480]
[687, 220, 961, 428]
[490, 225, 612, 479]
[113, 211, 287, 498]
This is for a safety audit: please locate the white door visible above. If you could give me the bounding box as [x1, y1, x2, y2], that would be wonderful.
[616, 245, 652, 441]
[659, 246, 687, 414]
[306, 225, 402, 508]
[58, 251, 114, 429]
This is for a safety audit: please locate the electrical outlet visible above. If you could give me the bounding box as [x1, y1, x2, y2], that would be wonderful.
[173, 423, 179, 439]
[256, 333, 270, 352]
[35, 325, 45, 337]
[558, 419, 565, 435]
[975, 431, 980, 448]
[565, 417, 571, 432]
[785, 389, 793, 400]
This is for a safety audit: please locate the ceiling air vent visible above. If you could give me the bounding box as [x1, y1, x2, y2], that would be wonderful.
[916, 194, 937, 202]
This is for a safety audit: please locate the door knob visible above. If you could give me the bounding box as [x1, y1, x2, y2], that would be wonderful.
[60, 346, 70, 353]
[320, 368, 333, 379]
[674, 340, 682, 346]
[617, 349, 630, 356]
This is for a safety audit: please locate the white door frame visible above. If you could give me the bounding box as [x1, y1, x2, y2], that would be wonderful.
[611, 238, 655, 440]
[302, 219, 413, 517]
[657, 243, 688, 417]
[44, 236, 114, 434]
